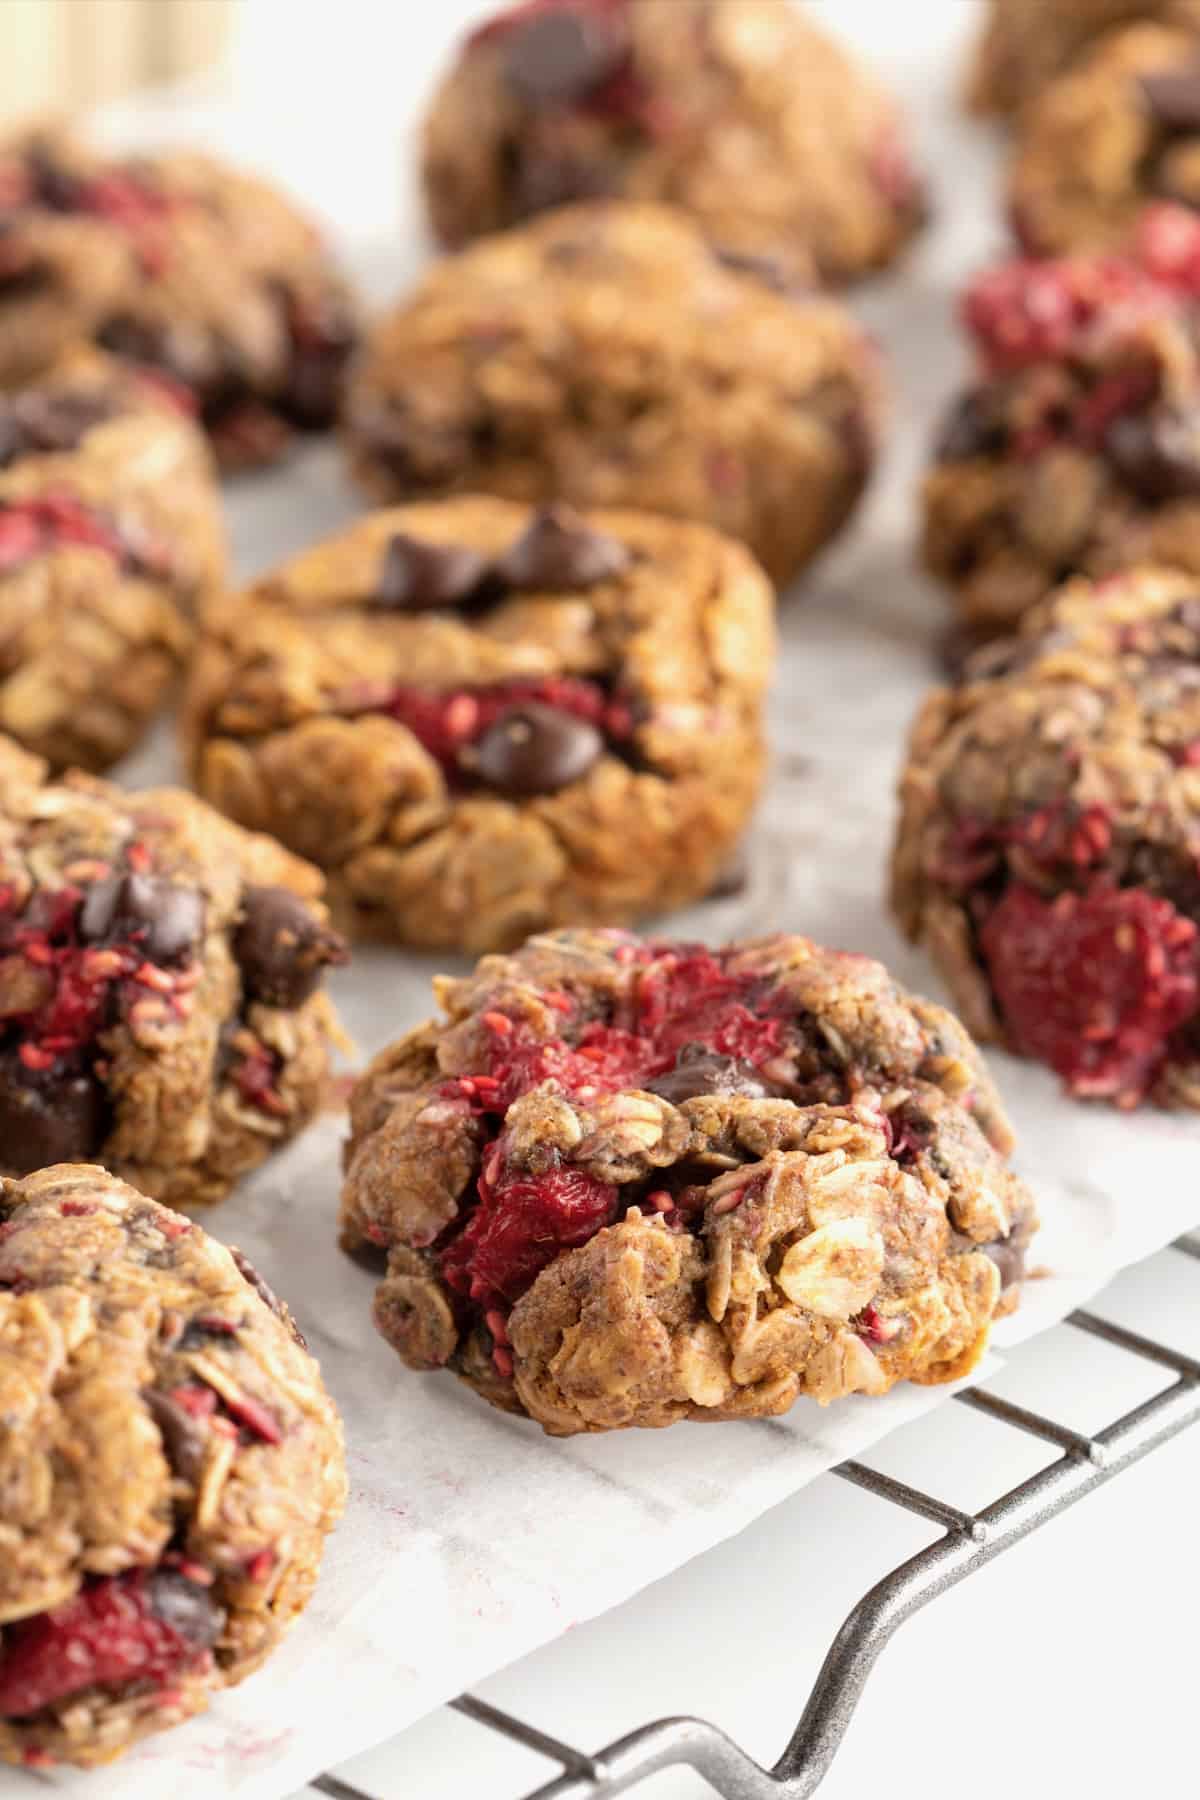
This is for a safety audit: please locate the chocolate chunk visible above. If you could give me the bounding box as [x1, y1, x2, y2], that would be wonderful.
[712, 246, 809, 300]
[495, 505, 631, 591]
[79, 873, 204, 965]
[144, 1388, 210, 1483]
[25, 140, 82, 212]
[513, 145, 617, 214]
[234, 885, 348, 1009]
[465, 702, 603, 795]
[1103, 407, 1200, 502]
[1140, 61, 1200, 133]
[646, 1044, 779, 1105]
[935, 387, 1008, 462]
[980, 1233, 1027, 1292]
[232, 1245, 307, 1348]
[375, 531, 492, 610]
[11, 385, 119, 455]
[0, 1056, 106, 1172]
[504, 9, 626, 106]
[146, 1569, 225, 1650]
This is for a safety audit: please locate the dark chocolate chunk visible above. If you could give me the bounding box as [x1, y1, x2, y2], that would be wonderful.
[1103, 406, 1200, 502]
[25, 140, 83, 212]
[935, 387, 1008, 462]
[465, 701, 603, 795]
[10, 385, 119, 456]
[0, 1057, 106, 1173]
[79, 872, 204, 965]
[513, 144, 617, 215]
[504, 9, 626, 106]
[375, 531, 492, 611]
[146, 1569, 225, 1650]
[980, 1233, 1027, 1292]
[712, 245, 809, 300]
[144, 1388, 210, 1483]
[646, 1043, 779, 1105]
[495, 504, 630, 591]
[234, 885, 348, 1009]
[1140, 60, 1200, 133]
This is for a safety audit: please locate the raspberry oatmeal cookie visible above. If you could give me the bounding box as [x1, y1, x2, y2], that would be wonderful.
[1010, 24, 1200, 253]
[0, 129, 356, 468]
[185, 496, 773, 953]
[967, 0, 1200, 119]
[0, 348, 224, 771]
[421, 0, 925, 283]
[0, 736, 347, 1203]
[343, 203, 882, 588]
[341, 928, 1038, 1436]
[0, 1163, 345, 1769]
[924, 229, 1200, 642]
[893, 565, 1200, 1108]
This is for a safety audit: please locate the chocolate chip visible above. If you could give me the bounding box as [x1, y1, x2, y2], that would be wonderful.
[1103, 407, 1200, 502]
[234, 885, 348, 1009]
[25, 140, 82, 212]
[935, 387, 1008, 462]
[144, 1388, 209, 1483]
[232, 1246, 307, 1348]
[504, 9, 625, 106]
[646, 1044, 779, 1105]
[146, 1569, 225, 1650]
[11, 385, 119, 455]
[0, 1056, 106, 1173]
[465, 701, 603, 795]
[980, 1233, 1027, 1292]
[495, 505, 631, 591]
[375, 532, 492, 610]
[1140, 61, 1200, 132]
[712, 246, 809, 300]
[79, 873, 204, 965]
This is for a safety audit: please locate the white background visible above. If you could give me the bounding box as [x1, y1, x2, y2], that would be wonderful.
[94, 4, 1200, 1797]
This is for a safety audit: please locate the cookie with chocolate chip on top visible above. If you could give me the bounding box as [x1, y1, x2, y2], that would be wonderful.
[892, 564, 1200, 1109]
[0, 1163, 345, 1769]
[183, 495, 774, 953]
[421, 0, 926, 283]
[340, 927, 1038, 1436]
[0, 347, 225, 772]
[343, 202, 882, 587]
[0, 128, 357, 468]
[0, 735, 347, 1205]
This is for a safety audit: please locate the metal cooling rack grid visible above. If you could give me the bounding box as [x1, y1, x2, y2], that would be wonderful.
[311, 1232, 1200, 1800]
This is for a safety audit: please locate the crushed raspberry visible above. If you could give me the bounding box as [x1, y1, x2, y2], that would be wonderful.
[1132, 202, 1200, 295]
[441, 1165, 618, 1313]
[980, 883, 1199, 1102]
[231, 1042, 288, 1117]
[869, 119, 921, 212]
[0, 1572, 205, 1719]
[385, 676, 633, 771]
[963, 257, 1164, 374]
[0, 493, 155, 577]
[936, 803, 1114, 891]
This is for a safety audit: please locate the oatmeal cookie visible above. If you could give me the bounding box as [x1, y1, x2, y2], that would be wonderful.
[0, 129, 356, 468]
[924, 233, 1200, 641]
[344, 203, 882, 588]
[967, 0, 1200, 119]
[0, 1163, 345, 1769]
[1009, 23, 1200, 253]
[420, 0, 925, 283]
[893, 564, 1200, 1108]
[184, 495, 773, 952]
[0, 348, 224, 771]
[0, 737, 347, 1204]
[341, 927, 1037, 1436]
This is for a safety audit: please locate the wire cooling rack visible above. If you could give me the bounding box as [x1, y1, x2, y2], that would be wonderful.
[311, 1233, 1200, 1800]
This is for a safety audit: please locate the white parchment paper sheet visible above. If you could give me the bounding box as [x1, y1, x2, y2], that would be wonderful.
[6, 14, 1199, 1795]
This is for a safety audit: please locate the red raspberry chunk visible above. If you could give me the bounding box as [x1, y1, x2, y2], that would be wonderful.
[963, 257, 1163, 372]
[980, 884, 1199, 1102]
[0, 1573, 200, 1719]
[386, 676, 630, 770]
[441, 1167, 619, 1312]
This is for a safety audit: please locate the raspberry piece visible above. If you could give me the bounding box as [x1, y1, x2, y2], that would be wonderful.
[0, 494, 137, 575]
[963, 256, 1162, 372]
[0, 1571, 220, 1720]
[1133, 202, 1200, 294]
[980, 884, 1199, 1102]
[441, 1166, 619, 1311]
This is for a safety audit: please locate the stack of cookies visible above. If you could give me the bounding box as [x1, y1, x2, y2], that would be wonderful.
[2, 0, 1199, 1772]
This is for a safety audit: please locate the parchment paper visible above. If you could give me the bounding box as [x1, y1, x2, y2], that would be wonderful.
[5, 19, 1199, 1797]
